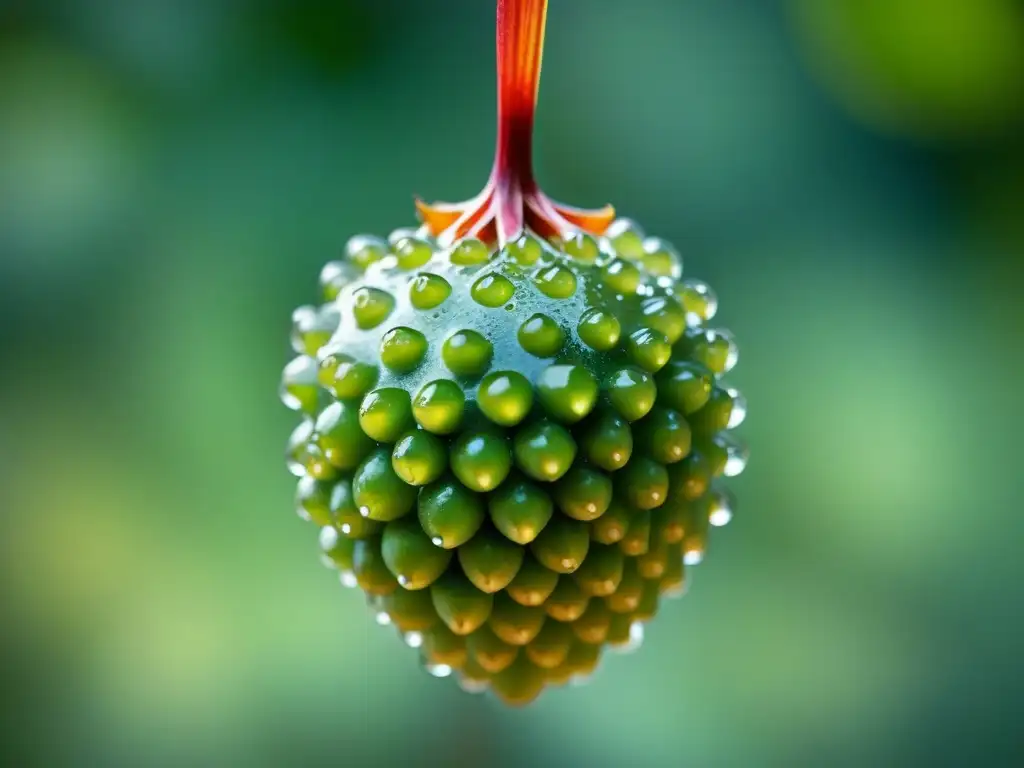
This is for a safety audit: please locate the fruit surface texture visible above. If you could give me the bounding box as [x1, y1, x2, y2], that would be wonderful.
[280, 0, 747, 706]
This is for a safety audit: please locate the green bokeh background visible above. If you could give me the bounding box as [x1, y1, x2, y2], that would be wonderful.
[3, 0, 1023, 765]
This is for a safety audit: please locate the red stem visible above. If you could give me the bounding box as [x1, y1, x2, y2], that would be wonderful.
[414, 0, 614, 245]
[493, 0, 547, 189]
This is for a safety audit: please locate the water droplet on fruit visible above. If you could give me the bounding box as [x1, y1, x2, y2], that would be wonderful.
[518, 313, 565, 357]
[723, 439, 749, 477]
[726, 387, 747, 428]
[404, 631, 424, 649]
[679, 278, 718, 322]
[380, 326, 428, 372]
[709, 496, 733, 527]
[340, 571, 358, 588]
[472, 271, 516, 307]
[612, 621, 645, 654]
[431, 536, 444, 547]
[425, 663, 453, 678]
[533, 264, 577, 298]
[409, 273, 451, 310]
[375, 611, 392, 626]
[458, 677, 488, 694]
[352, 286, 395, 329]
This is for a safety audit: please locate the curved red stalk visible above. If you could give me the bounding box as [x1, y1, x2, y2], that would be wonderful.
[416, 0, 615, 247]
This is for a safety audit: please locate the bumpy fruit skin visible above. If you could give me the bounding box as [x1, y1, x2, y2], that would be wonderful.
[283, 220, 747, 705]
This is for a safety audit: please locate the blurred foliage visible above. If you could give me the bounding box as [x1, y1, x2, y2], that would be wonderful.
[1, 0, 1022, 766]
[790, 0, 1024, 140]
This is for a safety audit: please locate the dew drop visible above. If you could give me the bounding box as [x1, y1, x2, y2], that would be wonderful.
[375, 611, 392, 626]
[612, 621, 645, 654]
[458, 677, 488, 694]
[664, 579, 689, 599]
[723, 442, 749, 477]
[431, 536, 444, 547]
[709, 498, 733, 527]
[359, 506, 371, 518]
[425, 663, 453, 678]
[726, 387, 747, 429]
[340, 523, 352, 535]
[683, 550, 704, 566]
[340, 571, 358, 588]
[404, 631, 424, 649]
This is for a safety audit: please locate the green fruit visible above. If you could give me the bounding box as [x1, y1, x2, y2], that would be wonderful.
[563, 640, 602, 677]
[319, 525, 355, 571]
[524, 619, 575, 668]
[380, 327, 428, 373]
[381, 587, 440, 633]
[530, 516, 590, 574]
[422, 625, 467, 668]
[488, 592, 547, 646]
[571, 543, 625, 597]
[314, 401, 375, 471]
[572, 599, 613, 644]
[412, 379, 465, 435]
[457, 525, 524, 593]
[442, 330, 493, 377]
[359, 388, 413, 443]
[688, 385, 735, 436]
[536, 365, 599, 424]
[450, 430, 512, 492]
[577, 409, 633, 472]
[290, 304, 339, 356]
[352, 535, 400, 596]
[589, 498, 632, 545]
[281, 53, 748, 701]
[295, 475, 333, 526]
[491, 655, 546, 706]
[488, 475, 553, 544]
[329, 478, 382, 538]
[391, 430, 447, 486]
[619, 509, 652, 556]
[392, 236, 433, 270]
[615, 456, 669, 510]
[352, 448, 417, 522]
[513, 421, 577, 482]
[632, 406, 691, 465]
[553, 466, 613, 522]
[280, 355, 320, 413]
[677, 327, 738, 376]
[656, 361, 713, 414]
[285, 418, 314, 477]
[505, 554, 560, 607]
[381, 516, 452, 590]
[603, 367, 656, 422]
[417, 476, 485, 549]
[544, 576, 590, 622]
[637, 536, 669, 580]
[605, 558, 644, 613]
[477, 371, 534, 426]
[577, 308, 621, 351]
[518, 314, 566, 358]
[409, 273, 452, 310]
[431, 571, 494, 635]
[467, 625, 519, 673]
